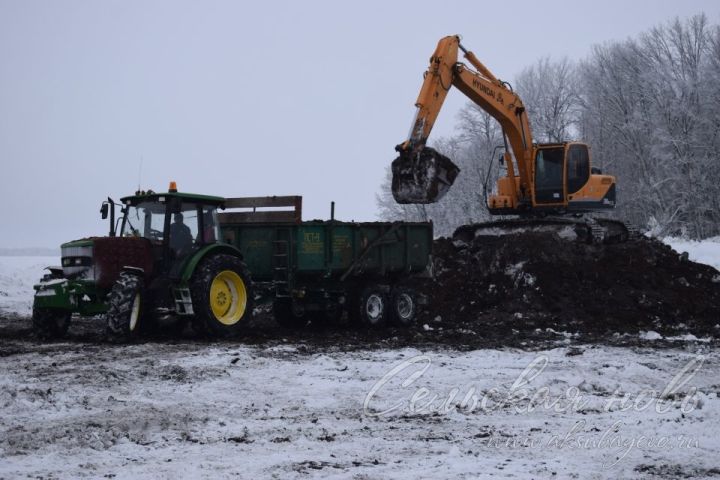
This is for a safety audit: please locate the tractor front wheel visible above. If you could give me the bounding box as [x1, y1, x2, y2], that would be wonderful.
[106, 271, 146, 340]
[191, 254, 253, 337]
[32, 308, 71, 340]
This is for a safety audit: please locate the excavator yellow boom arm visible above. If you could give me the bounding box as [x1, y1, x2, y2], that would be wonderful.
[394, 35, 534, 205]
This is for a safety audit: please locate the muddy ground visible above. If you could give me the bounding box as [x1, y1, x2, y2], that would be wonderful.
[2, 231, 719, 353]
[1, 319, 718, 479]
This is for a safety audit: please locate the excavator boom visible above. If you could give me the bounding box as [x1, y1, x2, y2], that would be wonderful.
[392, 35, 533, 204]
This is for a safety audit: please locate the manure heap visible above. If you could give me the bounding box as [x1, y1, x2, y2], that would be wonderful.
[421, 232, 720, 337]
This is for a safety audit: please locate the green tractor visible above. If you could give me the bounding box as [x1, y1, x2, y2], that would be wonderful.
[32, 182, 253, 340]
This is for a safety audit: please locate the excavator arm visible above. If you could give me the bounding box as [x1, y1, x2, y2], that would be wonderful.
[393, 36, 627, 243]
[393, 35, 534, 205]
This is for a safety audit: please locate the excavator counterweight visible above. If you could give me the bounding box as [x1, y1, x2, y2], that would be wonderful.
[391, 146, 460, 204]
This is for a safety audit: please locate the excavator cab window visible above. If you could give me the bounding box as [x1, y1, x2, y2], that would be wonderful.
[567, 144, 590, 194]
[534, 147, 565, 204]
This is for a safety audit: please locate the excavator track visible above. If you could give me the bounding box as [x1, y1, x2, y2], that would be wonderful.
[452, 217, 639, 245]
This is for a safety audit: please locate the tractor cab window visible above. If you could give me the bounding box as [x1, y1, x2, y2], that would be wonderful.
[121, 201, 166, 243]
[169, 203, 200, 257]
[200, 206, 220, 244]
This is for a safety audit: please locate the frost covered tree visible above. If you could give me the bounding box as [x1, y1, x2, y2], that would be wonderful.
[579, 14, 720, 238]
[514, 56, 579, 143]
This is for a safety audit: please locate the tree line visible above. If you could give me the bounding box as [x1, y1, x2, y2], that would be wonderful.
[377, 14, 720, 240]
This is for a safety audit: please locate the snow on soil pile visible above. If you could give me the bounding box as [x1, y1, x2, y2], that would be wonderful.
[419, 233, 720, 337]
[0, 257, 57, 316]
[664, 236, 720, 272]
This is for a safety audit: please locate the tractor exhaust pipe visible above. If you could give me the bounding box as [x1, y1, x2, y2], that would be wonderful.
[391, 146, 460, 204]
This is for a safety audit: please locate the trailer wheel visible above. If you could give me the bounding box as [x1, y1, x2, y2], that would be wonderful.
[191, 254, 253, 337]
[106, 271, 146, 340]
[273, 299, 308, 329]
[32, 308, 71, 340]
[391, 287, 417, 327]
[358, 286, 388, 327]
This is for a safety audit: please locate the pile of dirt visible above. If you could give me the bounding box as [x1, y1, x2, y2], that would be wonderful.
[417, 231, 720, 337]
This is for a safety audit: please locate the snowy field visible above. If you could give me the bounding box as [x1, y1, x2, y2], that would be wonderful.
[0, 340, 718, 479]
[0, 240, 719, 478]
[0, 256, 58, 317]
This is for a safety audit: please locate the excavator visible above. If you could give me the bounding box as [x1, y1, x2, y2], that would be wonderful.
[392, 35, 635, 243]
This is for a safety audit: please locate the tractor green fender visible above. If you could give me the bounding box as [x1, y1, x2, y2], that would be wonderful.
[179, 243, 244, 284]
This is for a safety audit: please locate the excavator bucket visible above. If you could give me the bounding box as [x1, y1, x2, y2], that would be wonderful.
[391, 147, 460, 204]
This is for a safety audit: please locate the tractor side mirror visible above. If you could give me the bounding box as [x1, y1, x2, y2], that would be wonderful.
[100, 203, 109, 219]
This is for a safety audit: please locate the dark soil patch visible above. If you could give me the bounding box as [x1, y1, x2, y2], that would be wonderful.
[416, 232, 720, 339]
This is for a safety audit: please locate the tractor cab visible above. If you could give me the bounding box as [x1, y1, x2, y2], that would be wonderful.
[116, 183, 225, 271]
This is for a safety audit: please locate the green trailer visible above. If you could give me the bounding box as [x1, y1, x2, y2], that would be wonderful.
[219, 196, 433, 328]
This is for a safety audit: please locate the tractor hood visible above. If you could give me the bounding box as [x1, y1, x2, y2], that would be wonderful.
[61, 236, 154, 289]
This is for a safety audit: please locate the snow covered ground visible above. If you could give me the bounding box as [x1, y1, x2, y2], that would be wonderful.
[0, 242, 719, 478]
[0, 256, 58, 317]
[663, 237, 720, 272]
[0, 340, 718, 479]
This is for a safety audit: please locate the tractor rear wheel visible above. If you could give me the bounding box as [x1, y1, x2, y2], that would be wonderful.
[32, 308, 71, 340]
[190, 254, 253, 337]
[106, 271, 146, 340]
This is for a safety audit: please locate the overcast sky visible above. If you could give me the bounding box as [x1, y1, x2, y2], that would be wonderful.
[1, 0, 718, 248]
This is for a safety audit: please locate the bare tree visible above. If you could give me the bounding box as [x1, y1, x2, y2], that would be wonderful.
[579, 14, 720, 238]
[515, 57, 580, 142]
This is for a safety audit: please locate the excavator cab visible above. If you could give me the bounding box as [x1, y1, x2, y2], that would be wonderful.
[532, 142, 610, 211]
[391, 146, 460, 204]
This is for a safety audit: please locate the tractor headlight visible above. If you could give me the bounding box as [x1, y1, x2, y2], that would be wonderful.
[61, 245, 95, 280]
